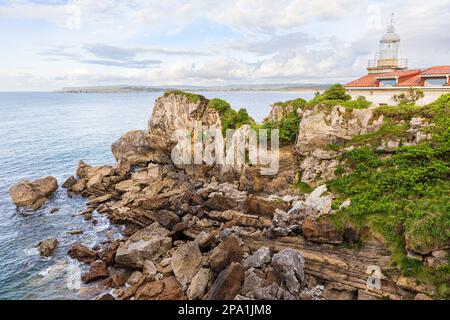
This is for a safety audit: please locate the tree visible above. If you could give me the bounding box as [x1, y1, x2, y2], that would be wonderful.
[392, 88, 425, 105]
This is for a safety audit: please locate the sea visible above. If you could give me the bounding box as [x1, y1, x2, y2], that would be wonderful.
[0, 90, 314, 299]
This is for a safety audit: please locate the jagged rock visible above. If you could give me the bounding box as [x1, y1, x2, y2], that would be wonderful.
[81, 260, 109, 283]
[135, 276, 185, 300]
[396, 276, 435, 295]
[187, 268, 212, 300]
[98, 240, 120, 266]
[111, 130, 155, 165]
[97, 293, 115, 300]
[194, 231, 217, 249]
[206, 210, 271, 229]
[38, 238, 58, 257]
[68, 243, 97, 264]
[243, 247, 271, 269]
[271, 249, 305, 295]
[301, 218, 343, 244]
[171, 241, 203, 290]
[241, 270, 265, 297]
[304, 184, 334, 217]
[62, 176, 77, 189]
[143, 260, 157, 279]
[205, 194, 239, 212]
[295, 105, 383, 183]
[252, 282, 297, 300]
[155, 210, 180, 230]
[115, 223, 172, 269]
[246, 196, 289, 218]
[414, 293, 433, 300]
[209, 235, 243, 274]
[204, 262, 244, 300]
[10, 176, 58, 209]
[114, 179, 140, 193]
[71, 179, 86, 193]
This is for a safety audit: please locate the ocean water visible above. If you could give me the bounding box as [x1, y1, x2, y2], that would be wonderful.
[0, 90, 313, 299]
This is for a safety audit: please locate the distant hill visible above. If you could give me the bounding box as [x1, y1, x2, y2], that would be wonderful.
[58, 84, 331, 93]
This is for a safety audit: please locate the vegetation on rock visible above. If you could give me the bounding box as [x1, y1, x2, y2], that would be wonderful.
[207, 98, 256, 135]
[327, 93, 450, 298]
[164, 90, 206, 104]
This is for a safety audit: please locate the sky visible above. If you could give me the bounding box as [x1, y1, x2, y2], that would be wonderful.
[0, 0, 449, 91]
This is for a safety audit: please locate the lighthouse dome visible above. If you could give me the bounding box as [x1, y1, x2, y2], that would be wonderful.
[381, 24, 400, 42]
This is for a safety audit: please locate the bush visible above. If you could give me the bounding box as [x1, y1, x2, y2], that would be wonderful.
[327, 94, 450, 297]
[207, 98, 255, 135]
[164, 90, 206, 104]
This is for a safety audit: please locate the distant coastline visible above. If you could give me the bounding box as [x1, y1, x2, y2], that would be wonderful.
[57, 84, 330, 94]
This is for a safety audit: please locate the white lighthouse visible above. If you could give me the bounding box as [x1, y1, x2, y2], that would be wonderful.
[368, 14, 408, 73]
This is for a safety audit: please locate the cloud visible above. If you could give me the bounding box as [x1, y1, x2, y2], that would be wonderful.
[227, 32, 318, 55]
[39, 43, 209, 69]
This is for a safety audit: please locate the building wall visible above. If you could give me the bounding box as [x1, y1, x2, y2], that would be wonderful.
[346, 87, 450, 106]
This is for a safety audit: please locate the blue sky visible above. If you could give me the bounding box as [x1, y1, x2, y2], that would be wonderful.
[0, 0, 449, 90]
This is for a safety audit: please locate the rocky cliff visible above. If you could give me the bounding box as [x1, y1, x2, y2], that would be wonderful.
[12, 89, 449, 300]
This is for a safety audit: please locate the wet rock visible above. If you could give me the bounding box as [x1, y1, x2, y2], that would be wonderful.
[204, 262, 244, 300]
[50, 208, 60, 214]
[243, 247, 271, 269]
[68, 243, 97, 264]
[187, 268, 212, 300]
[98, 240, 120, 266]
[155, 210, 180, 230]
[171, 241, 203, 290]
[209, 235, 243, 274]
[108, 269, 129, 288]
[271, 249, 305, 295]
[10, 176, 58, 209]
[111, 130, 154, 165]
[301, 218, 343, 244]
[71, 179, 86, 193]
[67, 230, 83, 235]
[81, 260, 109, 283]
[62, 176, 77, 189]
[97, 293, 115, 300]
[135, 280, 165, 300]
[115, 223, 172, 269]
[38, 238, 58, 257]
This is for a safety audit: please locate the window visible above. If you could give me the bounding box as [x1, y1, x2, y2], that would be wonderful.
[379, 78, 397, 87]
[426, 78, 447, 86]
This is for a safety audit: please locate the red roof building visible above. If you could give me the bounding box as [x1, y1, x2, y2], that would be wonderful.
[345, 19, 449, 106]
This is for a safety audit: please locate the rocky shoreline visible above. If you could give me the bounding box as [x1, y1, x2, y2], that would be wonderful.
[10, 90, 447, 300]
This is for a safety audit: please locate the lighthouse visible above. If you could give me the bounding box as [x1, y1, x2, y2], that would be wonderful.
[368, 14, 408, 74]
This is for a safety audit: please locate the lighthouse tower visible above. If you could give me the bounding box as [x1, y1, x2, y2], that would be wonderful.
[368, 14, 408, 73]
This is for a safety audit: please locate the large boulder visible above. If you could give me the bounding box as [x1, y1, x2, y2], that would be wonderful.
[204, 262, 244, 300]
[10, 176, 58, 209]
[111, 130, 162, 165]
[171, 241, 203, 290]
[304, 184, 334, 217]
[301, 218, 343, 244]
[209, 235, 243, 274]
[271, 249, 305, 295]
[68, 243, 98, 264]
[115, 223, 172, 269]
[135, 276, 185, 300]
[38, 238, 58, 257]
[81, 260, 109, 283]
[187, 268, 212, 300]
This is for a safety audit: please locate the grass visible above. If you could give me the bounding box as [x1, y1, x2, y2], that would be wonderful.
[164, 90, 206, 104]
[325, 93, 450, 298]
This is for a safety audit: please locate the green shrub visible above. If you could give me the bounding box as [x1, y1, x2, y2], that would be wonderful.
[207, 98, 255, 135]
[163, 90, 206, 103]
[327, 94, 450, 297]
